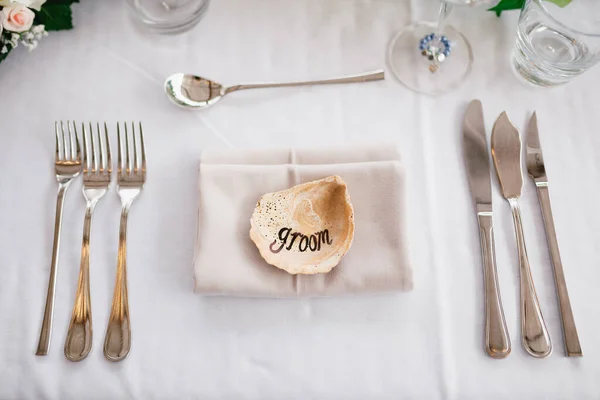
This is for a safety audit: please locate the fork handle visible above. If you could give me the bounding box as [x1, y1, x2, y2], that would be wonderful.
[104, 205, 131, 362]
[64, 202, 95, 362]
[36, 183, 69, 356]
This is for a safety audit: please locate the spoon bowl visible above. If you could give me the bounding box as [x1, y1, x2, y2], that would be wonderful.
[165, 73, 226, 109]
[164, 69, 385, 110]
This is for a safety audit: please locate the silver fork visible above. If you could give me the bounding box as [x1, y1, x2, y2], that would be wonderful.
[36, 121, 83, 356]
[64, 123, 111, 362]
[104, 122, 146, 362]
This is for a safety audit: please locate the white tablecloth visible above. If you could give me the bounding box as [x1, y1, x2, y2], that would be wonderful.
[1, 0, 599, 398]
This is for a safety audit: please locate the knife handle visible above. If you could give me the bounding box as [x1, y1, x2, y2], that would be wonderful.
[535, 184, 582, 357]
[477, 212, 511, 359]
[508, 198, 552, 358]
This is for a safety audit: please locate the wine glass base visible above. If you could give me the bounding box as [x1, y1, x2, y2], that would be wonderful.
[388, 22, 473, 95]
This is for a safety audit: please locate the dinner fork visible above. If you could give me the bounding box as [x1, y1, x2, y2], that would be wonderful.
[64, 123, 111, 362]
[104, 122, 146, 362]
[36, 121, 82, 356]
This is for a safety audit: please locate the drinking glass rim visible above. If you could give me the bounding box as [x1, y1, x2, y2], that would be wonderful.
[530, 0, 600, 38]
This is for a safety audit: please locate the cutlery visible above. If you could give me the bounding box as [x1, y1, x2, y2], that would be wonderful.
[526, 112, 582, 357]
[463, 100, 511, 358]
[64, 123, 112, 362]
[104, 122, 146, 362]
[164, 69, 385, 110]
[36, 121, 83, 356]
[491, 112, 552, 358]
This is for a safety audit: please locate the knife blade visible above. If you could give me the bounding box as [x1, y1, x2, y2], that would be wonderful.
[491, 111, 552, 358]
[526, 112, 547, 182]
[463, 100, 510, 358]
[491, 112, 523, 199]
[464, 100, 493, 209]
[526, 112, 582, 357]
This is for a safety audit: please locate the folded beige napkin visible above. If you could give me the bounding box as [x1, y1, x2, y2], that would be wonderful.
[194, 145, 413, 297]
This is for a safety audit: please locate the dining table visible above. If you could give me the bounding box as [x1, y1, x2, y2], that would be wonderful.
[1, 0, 599, 398]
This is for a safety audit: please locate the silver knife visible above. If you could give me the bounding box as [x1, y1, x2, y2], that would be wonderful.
[526, 112, 582, 357]
[491, 112, 552, 358]
[463, 100, 511, 358]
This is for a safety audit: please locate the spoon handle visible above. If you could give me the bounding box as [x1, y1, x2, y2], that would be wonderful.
[225, 70, 384, 94]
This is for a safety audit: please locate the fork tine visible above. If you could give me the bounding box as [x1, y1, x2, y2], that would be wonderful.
[75, 123, 81, 162]
[70, 121, 77, 162]
[133, 122, 138, 173]
[105, 122, 112, 173]
[66, 121, 73, 161]
[97, 122, 105, 172]
[61, 121, 69, 161]
[89, 122, 97, 172]
[139, 122, 146, 177]
[125, 122, 131, 175]
[117, 123, 123, 176]
[82, 123, 88, 173]
[55, 121, 61, 161]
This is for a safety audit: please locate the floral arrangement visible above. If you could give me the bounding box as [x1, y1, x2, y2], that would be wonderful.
[490, 0, 571, 15]
[0, 0, 78, 64]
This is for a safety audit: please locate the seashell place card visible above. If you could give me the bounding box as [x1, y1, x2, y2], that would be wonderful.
[249, 176, 355, 275]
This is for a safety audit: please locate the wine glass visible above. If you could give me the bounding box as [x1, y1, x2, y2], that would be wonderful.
[388, 0, 500, 95]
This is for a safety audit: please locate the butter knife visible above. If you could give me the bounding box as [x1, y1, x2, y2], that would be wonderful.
[491, 112, 552, 358]
[463, 100, 510, 358]
[526, 112, 582, 357]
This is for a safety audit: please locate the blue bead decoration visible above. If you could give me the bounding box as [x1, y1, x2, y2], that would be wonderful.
[418, 32, 451, 67]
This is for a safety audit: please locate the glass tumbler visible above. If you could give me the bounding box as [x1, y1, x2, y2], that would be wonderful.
[513, 0, 600, 87]
[126, 0, 210, 34]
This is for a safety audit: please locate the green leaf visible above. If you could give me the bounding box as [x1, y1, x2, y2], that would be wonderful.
[0, 47, 11, 64]
[488, 0, 524, 16]
[546, 0, 572, 7]
[34, 4, 74, 31]
[489, 0, 572, 16]
[44, 0, 79, 4]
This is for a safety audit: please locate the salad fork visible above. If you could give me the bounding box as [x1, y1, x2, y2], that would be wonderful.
[64, 123, 111, 362]
[36, 121, 82, 356]
[104, 122, 146, 362]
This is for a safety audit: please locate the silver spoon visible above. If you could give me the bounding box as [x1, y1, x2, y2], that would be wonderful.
[164, 69, 385, 110]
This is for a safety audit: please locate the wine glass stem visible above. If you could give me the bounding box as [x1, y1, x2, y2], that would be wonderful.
[437, 3, 453, 35]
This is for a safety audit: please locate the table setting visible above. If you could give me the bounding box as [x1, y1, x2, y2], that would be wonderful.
[1, 0, 600, 398]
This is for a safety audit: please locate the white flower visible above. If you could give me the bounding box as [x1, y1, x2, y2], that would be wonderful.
[0, 45, 7, 54]
[23, 39, 36, 51]
[18, 23, 45, 51]
[9, 32, 19, 47]
[1, 4, 35, 33]
[0, 0, 46, 11]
